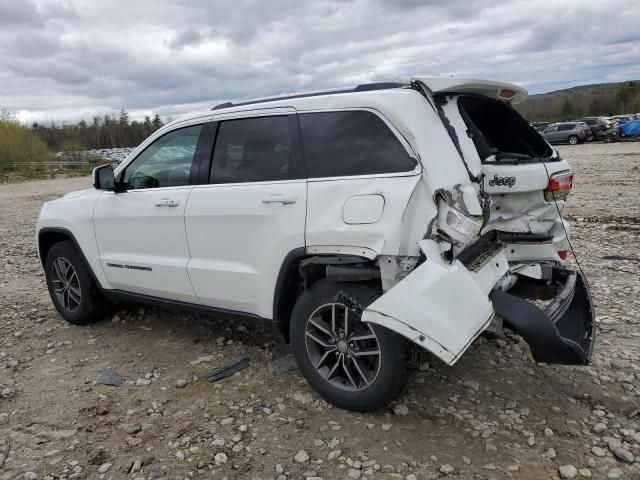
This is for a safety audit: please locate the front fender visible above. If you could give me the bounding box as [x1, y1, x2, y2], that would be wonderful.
[362, 239, 508, 365]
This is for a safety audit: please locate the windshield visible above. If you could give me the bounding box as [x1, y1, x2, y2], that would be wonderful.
[458, 95, 554, 162]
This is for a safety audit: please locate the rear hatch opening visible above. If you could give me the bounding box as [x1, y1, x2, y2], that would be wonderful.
[458, 95, 556, 164]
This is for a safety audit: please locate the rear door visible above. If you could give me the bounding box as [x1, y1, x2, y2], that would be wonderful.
[184, 111, 307, 319]
[298, 109, 422, 259]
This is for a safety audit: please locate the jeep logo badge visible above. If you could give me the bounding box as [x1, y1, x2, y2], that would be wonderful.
[488, 174, 516, 188]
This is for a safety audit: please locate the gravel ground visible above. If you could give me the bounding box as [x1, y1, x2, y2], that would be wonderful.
[0, 143, 639, 480]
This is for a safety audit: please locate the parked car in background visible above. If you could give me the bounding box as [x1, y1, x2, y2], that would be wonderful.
[575, 117, 609, 135]
[575, 117, 617, 142]
[530, 121, 550, 132]
[611, 115, 634, 124]
[541, 122, 591, 145]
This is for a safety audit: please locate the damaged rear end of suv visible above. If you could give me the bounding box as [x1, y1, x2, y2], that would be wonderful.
[346, 77, 595, 409]
[37, 76, 595, 412]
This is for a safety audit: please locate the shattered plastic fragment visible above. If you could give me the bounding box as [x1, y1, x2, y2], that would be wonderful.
[207, 357, 250, 382]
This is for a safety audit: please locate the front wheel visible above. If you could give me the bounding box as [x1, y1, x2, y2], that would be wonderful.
[290, 280, 408, 412]
[568, 135, 579, 145]
[605, 134, 616, 143]
[45, 241, 110, 324]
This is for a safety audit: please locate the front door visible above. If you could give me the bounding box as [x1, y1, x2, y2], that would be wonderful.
[185, 113, 307, 319]
[93, 123, 206, 303]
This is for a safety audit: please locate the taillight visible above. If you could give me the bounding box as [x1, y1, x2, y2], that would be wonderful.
[544, 171, 573, 202]
[558, 250, 569, 260]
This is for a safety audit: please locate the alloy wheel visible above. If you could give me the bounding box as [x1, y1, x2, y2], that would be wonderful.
[50, 257, 82, 313]
[304, 302, 381, 392]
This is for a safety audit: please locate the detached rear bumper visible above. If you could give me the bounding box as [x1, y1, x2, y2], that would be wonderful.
[490, 267, 595, 365]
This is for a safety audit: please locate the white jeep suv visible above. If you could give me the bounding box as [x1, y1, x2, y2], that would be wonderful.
[37, 77, 595, 411]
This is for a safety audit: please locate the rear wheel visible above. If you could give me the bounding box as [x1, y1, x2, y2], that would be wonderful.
[568, 135, 579, 145]
[45, 241, 110, 324]
[290, 280, 408, 412]
[605, 134, 615, 143]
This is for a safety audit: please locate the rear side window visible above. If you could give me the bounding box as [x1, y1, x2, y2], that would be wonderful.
[558, 124, 575, 131]
[210, 116, 297, 183]
[298, 111, 416, 178]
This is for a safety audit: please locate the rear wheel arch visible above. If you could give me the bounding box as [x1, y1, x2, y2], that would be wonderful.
[273, 250, 381, 342]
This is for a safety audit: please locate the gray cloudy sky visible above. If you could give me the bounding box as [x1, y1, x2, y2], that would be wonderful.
[1, 0, 639, 124]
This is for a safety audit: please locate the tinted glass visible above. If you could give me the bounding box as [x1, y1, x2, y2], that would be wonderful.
[210, 116, 294, 183]
[299, 111, 416, 178]
[123, 125, 202, 189]
[557, 124, 575, 131]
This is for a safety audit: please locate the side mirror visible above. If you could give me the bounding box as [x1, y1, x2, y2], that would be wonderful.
[92, 164, 116, 190]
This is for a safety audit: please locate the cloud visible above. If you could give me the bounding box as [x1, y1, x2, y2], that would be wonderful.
[0, 0, 638, 123]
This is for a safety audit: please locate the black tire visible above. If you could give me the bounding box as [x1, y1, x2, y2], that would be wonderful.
[605, 134, 615, 143]
[45, 241, 110, 324]
[290, 280, 408, 412]
[568, 135, 579, 145]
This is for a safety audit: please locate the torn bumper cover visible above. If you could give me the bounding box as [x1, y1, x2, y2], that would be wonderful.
[362, 240, 509, 365]
[490, 267, 595, 365]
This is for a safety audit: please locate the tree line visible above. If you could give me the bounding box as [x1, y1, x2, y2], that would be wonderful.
[32, 110, 165, 152]
[516, 81, 640, 122]
[0, 107, 50, 169]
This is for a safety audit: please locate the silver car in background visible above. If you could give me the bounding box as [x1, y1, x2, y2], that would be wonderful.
[541, 121, 590, 145]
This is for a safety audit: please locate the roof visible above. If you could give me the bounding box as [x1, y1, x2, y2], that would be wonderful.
[209, 76, 528, 112]
[210, 82, 406, 111]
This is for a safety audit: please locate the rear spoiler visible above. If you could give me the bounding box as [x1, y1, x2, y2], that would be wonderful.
[413, 76, 528, 105]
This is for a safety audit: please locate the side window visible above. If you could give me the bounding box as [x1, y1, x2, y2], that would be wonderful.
[123, 125, 202, 189]
[558, 124, 574, 131]
[298, 111, 416, 178]
[545, 126, 557, 132]
[210, 116, 295, 183]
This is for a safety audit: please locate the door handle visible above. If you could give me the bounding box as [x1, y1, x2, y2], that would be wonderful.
[262, 194, 297, 205]
[154, 198, 180, 207]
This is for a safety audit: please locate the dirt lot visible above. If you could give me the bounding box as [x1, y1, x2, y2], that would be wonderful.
[1, 143, 639, 480]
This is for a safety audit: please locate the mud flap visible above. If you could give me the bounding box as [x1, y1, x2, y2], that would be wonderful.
[490, 268, 595, 365]
[362, 240, 508, 365]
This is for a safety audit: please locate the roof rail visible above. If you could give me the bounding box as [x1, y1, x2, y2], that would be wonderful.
[211, 82, 405, 111]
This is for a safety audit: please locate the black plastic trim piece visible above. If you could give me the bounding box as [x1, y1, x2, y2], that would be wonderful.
[288, 115, 307, 179]
[490, 267, 595, 365]
[497, 232, 554, 243]
[192, 121, 218, 185]
[103, 289, 282, 333]
[211, 83, 404, 111]
[272, 247, 306, 324]
[325, 264, 380, 282]
[456, 231, 500, 268]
